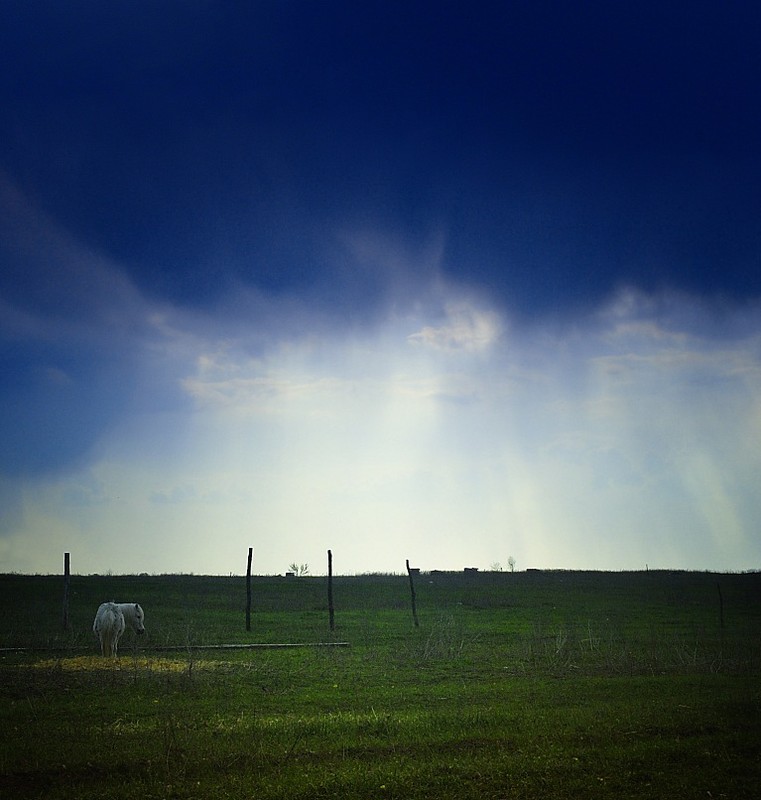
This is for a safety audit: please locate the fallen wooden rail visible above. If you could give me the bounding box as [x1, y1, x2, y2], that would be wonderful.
[0, 642, 350, 653]
[151, 642, 350, 651]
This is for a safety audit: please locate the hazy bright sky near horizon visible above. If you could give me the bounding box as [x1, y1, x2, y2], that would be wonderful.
[2, 2, 761, 576]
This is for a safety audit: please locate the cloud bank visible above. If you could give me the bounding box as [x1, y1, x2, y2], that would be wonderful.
[1, 195, 759, 575]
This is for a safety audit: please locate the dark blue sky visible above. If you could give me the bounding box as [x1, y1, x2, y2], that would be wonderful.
[2, 3, 761, 574]
[3, 2, 760, 318]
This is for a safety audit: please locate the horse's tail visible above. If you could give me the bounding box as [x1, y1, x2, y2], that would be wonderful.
[94, 602, 124, 657]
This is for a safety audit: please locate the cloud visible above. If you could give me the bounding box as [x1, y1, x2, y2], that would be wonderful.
[0, 171, 149, 341]
[408, 302, 501, 353]
[153, 290, 761, 571]
[0, 174, 171, 477]
[2, 183, 761, 574]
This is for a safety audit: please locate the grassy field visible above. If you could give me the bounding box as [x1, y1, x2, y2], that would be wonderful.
[1, 570, 760, 798]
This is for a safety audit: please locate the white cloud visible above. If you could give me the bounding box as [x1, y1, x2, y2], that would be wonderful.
[408, 302, 501, 352]
[4, 277, 761, 575]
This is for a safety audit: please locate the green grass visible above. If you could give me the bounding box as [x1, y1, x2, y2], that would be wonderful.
[1, 570, 760, 798]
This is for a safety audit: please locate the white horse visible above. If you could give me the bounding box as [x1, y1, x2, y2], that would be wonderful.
[93, 602, 146, 657]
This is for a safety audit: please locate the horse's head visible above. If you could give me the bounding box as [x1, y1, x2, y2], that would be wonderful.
[133, 603, 146, 634]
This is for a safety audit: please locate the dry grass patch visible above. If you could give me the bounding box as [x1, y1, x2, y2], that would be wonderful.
[30, 654, 211, 672]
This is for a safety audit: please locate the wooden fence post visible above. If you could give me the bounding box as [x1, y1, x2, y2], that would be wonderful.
[246, 547, 253, 632]
[716, 581, 726, 655]
[327, 549, 335, 631]
[62, 552, 71, 630]
[406, 559, 419, 628]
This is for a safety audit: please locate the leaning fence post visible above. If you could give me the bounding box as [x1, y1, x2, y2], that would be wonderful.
[246, 547, 253, 632]
[406, 559, 419, 628]
[327, 549, 335, 631]
[62, 552, 71, 630]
